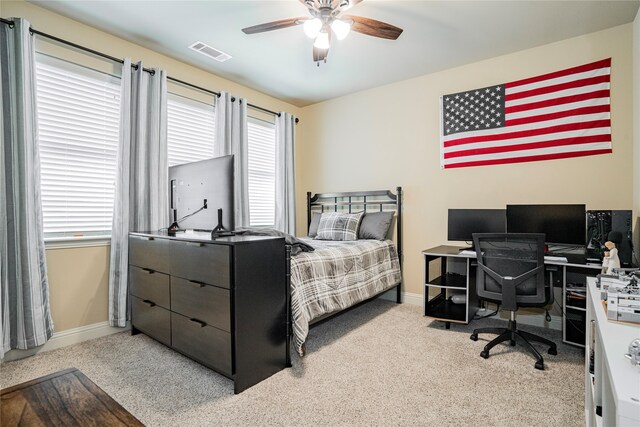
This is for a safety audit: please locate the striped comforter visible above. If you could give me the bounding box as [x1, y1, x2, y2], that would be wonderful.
[290, 238, 402, 355]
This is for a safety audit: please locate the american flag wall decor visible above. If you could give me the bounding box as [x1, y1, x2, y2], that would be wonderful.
[439, 58, 612, 169]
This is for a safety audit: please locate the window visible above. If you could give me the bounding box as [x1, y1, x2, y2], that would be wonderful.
[35, 55, 120, 238]
[247, 118, 276, 227]
[167, 93, 215, 167]
[36, 53, 275, 236]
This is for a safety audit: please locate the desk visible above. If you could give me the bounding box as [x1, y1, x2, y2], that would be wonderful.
[546, 257, 601, 347]
[423, 246, 602, 345]
[584, 277, 640, 426]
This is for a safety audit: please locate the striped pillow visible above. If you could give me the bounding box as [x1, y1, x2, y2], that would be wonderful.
[315, 212, 364, 241]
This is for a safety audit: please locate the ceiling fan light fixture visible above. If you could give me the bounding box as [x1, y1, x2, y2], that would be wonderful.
[313, 31, 330, 50]
[303, 18, 322, 38]
[330, 19, 351, 40]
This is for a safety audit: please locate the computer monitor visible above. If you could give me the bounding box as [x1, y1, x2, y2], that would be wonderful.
[506, 204, 586, 246]
[169, 155, 235, 232]
[447, 209, 506, 242]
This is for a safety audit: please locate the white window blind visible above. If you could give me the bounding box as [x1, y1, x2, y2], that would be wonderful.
[167, 93, 215, 167]
[247, 118, 276, 227]
[35, 55, 121, 237]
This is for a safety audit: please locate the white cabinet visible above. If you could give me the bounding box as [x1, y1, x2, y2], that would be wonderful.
[585, 278, 640, 426]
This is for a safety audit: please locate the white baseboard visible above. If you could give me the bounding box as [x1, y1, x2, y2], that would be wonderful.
[380, 289, 562, 330]
[2, 321, 129, 363]
[379, 289, 422, 306]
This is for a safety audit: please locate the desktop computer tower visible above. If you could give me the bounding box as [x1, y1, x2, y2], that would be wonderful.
[586, 210, 632, 267]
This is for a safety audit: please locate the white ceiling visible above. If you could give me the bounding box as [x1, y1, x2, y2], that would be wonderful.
[28, 0, 639, 107]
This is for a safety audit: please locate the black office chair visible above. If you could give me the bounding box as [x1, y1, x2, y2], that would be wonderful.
[470, 233, 557, 370]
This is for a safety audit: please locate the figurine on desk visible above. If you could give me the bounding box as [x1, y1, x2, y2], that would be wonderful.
[602, 232, 621, 274]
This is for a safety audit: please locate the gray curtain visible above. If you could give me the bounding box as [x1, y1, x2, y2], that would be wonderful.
[275, 112, 297, 235]
[214, 92, 249, 228]
[0, 18, 54, 358]
[109, 59, 168, 327]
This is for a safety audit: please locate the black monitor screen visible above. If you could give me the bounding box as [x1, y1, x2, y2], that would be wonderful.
[447, 209, 506, 242]
[169, 155, 235, 231]
[506, 204, 586, 246]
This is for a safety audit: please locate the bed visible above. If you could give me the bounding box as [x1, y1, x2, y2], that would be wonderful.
[286, 188, 403, 358]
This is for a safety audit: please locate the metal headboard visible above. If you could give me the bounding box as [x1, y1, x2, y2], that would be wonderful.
[306, 187, 403, 270]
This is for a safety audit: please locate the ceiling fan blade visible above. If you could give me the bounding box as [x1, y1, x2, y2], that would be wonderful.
[313, 45, 329, 63]
[242, 17, 306, 34]
[344, 15, 403, 40]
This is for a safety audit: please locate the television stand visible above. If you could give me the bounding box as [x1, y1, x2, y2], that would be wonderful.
[211, 208, 234, 239]
[168, 208, 182, 233]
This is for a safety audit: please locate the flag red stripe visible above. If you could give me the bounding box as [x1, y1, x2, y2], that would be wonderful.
[444, 134, 611, 159]
[504, 90, 610, 114]
[504, 74, 610, 102]
[444, 149, 612, 168]
[444, 119, 610, 147]
[505, 104, 610, 127]
[504, 58, 611, 89]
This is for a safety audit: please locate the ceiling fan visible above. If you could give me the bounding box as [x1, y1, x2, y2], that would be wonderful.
[241, 0, 403, 66]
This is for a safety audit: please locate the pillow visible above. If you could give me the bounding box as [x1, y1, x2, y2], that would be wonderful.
[358, 211, 395, 240]
[315, 212, 364, 241]
[308, 212, 322, 237]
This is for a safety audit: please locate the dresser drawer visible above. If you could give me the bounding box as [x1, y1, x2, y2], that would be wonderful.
[171, 312, 232, 375]
[129, 235, 171, 273]
[171, 277, 230, 332]
[129, 266, 170, 309]
[131, 296, 171, 346]
[170, 241, 231, 289]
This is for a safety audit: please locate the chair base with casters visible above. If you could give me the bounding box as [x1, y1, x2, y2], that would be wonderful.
[470, 311, 557, 370]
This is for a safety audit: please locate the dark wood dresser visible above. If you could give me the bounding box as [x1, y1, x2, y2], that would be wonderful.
[128, 231, 287, 394]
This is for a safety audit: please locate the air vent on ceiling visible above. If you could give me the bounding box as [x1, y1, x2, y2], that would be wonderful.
[188, 41, 232, 62]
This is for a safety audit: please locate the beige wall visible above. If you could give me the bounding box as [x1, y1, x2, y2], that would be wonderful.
[299, 24, 634, 296]
[3, 0, 304, 332]
[45, 246, 111, 331]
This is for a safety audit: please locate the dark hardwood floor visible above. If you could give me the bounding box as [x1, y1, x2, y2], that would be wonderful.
[1, 368, 143, 426]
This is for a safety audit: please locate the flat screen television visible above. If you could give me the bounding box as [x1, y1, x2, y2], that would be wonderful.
[447, 209, 506, 242]
[168, 155, 234, 232]
[506, 204, 586, 246]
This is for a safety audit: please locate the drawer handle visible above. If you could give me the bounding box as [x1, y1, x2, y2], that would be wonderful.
[189, 318, 207, 328]
[142, 268, 155, 274]
[142, 299, 156, 307]
[188, 280, 206, 288]
[144, 237, 155, 241]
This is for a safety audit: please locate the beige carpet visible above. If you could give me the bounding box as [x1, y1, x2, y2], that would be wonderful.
[0, 300, 584, 426]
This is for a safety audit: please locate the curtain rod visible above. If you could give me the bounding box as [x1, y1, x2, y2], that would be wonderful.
[0, 17, 298, 124]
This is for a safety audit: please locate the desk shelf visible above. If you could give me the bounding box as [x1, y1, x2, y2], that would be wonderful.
[428, 273, 467, 289]
[422, 249, 478, 326]
[563, 266, 600, 347]
[425, 294, 469, 323]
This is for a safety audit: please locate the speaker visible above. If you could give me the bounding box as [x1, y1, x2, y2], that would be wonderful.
[586, 210, 632, 266]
